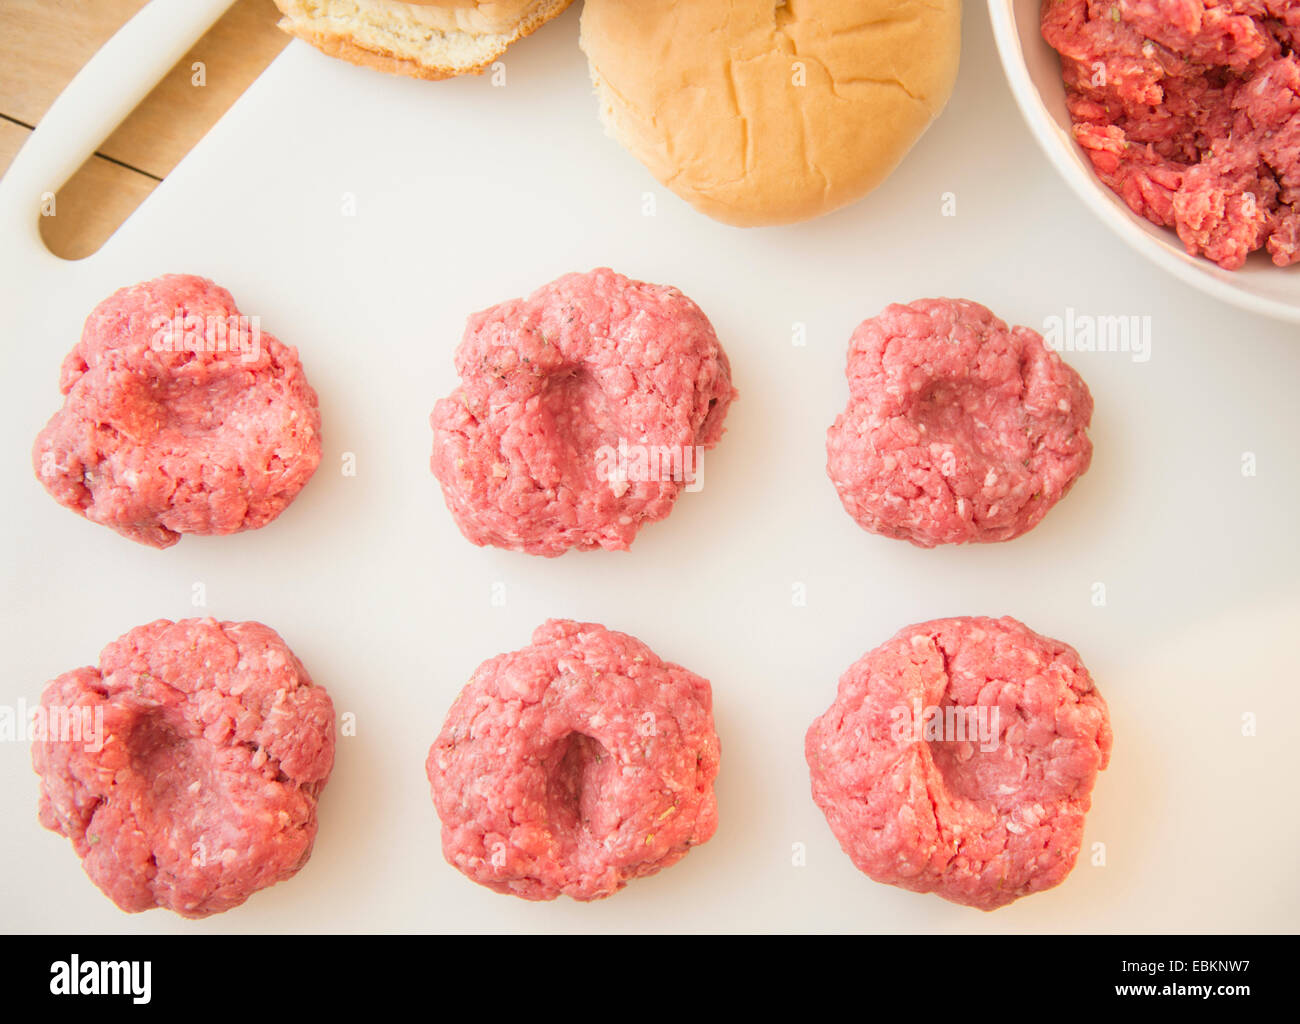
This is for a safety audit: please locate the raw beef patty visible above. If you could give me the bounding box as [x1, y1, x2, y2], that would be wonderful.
[430, 268, 736, 556]
[32, 618, 335, 918]
[806, 616, 1112, 910]
[427, 619, 720, 900]
[33, 274, 322, 548]
[826, 298, 1093, 548]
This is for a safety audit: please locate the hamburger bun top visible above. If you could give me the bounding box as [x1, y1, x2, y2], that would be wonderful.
[580, 0, 962, 226]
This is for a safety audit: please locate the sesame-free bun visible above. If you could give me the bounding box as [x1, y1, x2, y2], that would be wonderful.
[579, 0, 962, 226]
[274, 0, 573, 80]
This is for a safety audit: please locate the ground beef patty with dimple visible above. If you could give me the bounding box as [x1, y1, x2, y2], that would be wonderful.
[33, 274, 322, 548]
[427, 619, 720, 901]
[1042, 0, 1300, 269]
[806, 616, 1112, 911]
[826, 298, 1093, 548]
[32, 618, 335, 918]
[430, 268, 736, 557]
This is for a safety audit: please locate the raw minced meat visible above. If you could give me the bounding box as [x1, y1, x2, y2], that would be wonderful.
[32, 618, 335, 918]
[427, 619, 720, 901]
[806, 616, 1112, 910]
[33, 274, 322, 548]
[1042, 0, 1300, 269]
[826, 298, 1093, 548]
[430, 269, 736, 557]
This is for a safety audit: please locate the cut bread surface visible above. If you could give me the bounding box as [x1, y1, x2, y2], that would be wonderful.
[274, 0, 574, 79]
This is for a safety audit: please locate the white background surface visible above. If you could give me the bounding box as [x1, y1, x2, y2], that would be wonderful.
[1, 6, 1297, 934]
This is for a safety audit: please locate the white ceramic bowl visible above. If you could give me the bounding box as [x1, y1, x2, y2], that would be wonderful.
[989, 0, 1300, 324]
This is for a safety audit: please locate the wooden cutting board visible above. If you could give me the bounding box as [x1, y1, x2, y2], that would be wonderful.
[0, 0, 287, 258]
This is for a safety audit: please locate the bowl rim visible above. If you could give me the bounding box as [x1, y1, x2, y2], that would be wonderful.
[987, 0, 1300, 326]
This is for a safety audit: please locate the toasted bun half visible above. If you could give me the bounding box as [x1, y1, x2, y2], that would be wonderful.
[274, 0, 574, 80]
[579, 0, 961, 226]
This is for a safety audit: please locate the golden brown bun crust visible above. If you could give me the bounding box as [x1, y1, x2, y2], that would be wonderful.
[579, 0, 962, 226]
[287, 27, 459, 80]
[274, 0, 574, 80]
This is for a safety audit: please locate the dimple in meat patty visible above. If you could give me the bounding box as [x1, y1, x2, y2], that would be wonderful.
[826, 298, 1093, 548]
[806, 616, 1112, 910]
[31, 618, 335, 918]
[427, 619, 720, 901]
[1042, 0, 1300, 269]
[33, 274, 322, 548]
[430, 268, 737, 557]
